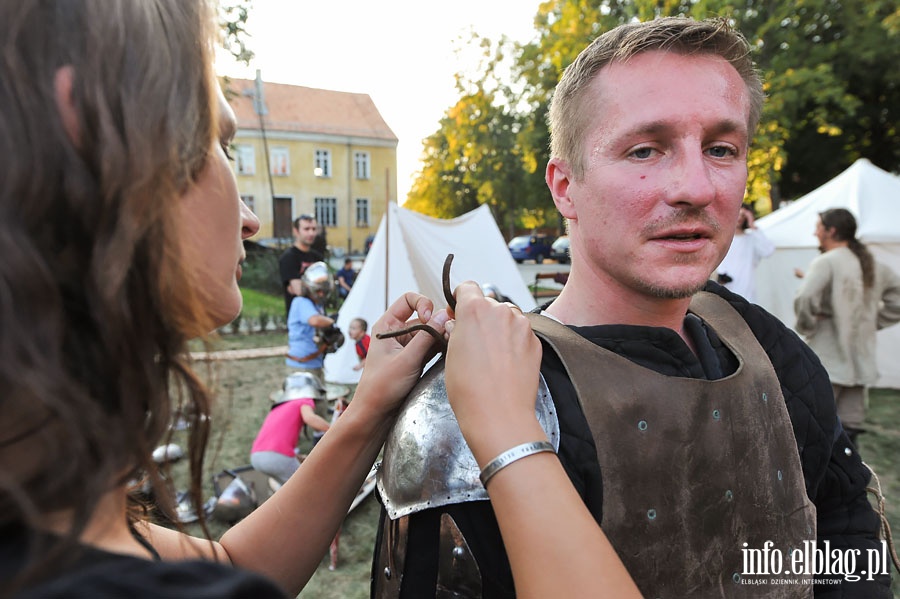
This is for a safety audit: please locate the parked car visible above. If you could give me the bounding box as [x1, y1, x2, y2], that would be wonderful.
[550, 236, 570, 264]
[508, 234, 553, 264]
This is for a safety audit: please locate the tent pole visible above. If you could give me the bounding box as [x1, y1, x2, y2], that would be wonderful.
[385, 168, 390, 312]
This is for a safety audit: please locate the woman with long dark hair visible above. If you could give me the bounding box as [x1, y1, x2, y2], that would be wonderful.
[0, 2, 447, 596]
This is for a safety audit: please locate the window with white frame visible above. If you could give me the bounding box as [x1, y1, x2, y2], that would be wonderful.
[241, 195, 255, 214]
[270, 147, 290, 176]
[354, 152, 371, 180]
[314, 197, 337, 227]
[356, 198, 370, 227]
[236, 145, 255, 175]
[314, 149, 331, 177]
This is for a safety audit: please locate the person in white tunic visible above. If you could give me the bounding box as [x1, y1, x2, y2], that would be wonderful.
[794, 207, 900, 445]
[715, 202, 774, 302]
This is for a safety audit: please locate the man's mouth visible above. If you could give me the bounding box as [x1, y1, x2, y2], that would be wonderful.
[663, 232, 705, 240]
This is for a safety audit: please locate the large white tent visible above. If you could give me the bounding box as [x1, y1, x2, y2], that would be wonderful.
[325, 203, 536, 385]
[755, 158, 900, 388]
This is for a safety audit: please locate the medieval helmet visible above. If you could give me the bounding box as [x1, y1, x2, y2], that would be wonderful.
[282, 371, 326, 401]
[301, 261, 334, 297]
[212, 475, 257, 523]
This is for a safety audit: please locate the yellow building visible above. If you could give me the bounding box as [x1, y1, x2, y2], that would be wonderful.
[226, 75, 398, 255]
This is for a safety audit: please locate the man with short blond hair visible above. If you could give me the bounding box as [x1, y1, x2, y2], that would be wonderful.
[372, 16, 890, 599]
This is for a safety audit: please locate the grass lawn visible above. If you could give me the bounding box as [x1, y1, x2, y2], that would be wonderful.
[167, 332, 377, 598]
[164, 331, 900, 598]
[241, 287, 285, 317]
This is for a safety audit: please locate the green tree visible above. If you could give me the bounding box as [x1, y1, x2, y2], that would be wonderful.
[219, 0, 254, 65]
[405, 35, 536, 236]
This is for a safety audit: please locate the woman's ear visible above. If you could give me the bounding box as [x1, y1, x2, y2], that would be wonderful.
[54, 66, 81, 147]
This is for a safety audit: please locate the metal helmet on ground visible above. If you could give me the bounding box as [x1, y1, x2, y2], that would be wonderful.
[212, 475, 257, 523]
[301, 261, 333, 297]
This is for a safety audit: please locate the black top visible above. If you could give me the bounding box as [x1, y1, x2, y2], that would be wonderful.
[372, 281, 892, 598]
[1, 524, 287, 599]
[278, 246, 323, 315]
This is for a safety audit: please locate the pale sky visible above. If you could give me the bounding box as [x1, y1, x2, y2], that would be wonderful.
[216, 0, 542, 201]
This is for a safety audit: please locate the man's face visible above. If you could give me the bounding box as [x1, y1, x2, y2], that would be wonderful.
[814, 218, 830, 251]
[295, 218, 318, 248]
[550, 51, 750, 300]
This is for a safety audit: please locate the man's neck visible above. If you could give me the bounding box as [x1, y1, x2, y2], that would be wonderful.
[544, 265, 694, 333]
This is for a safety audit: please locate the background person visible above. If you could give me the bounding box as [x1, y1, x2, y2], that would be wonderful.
[794, 208, 900, 446]
[715, 202, 775, 302]
[348, 317, 370, 371]
[286, 261, 340, 420]
[336, 258, 357, 299]
[250, 373, 331, 485]
[0, 2, 450, 597]
[279, 214, 323, 316]
[372, 17, 891, 598]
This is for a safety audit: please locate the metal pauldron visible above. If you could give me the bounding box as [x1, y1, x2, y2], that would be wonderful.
[376, 360, 559, 520]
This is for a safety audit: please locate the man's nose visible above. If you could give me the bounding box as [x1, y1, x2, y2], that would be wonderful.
[663, 150, 716, 209]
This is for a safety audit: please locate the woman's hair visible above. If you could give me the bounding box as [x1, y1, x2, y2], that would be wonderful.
[0, 0, 219, 588]
[819, 208, 874, 288]
[549, 17, 764, 180]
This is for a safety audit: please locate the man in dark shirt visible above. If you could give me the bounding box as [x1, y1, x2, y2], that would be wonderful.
[279, 215, 323, 316]
[372, 17, 892, 598]
[336, 258, 357, 299]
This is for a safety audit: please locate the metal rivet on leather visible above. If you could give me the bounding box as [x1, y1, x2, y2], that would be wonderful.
[638, 420, 648, 431]
[647, 508, 657, 520]
[712, 409, 721, 420]
[725, 490, 733, 501]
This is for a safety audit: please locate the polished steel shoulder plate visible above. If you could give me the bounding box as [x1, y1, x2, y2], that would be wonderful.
[376, 360, 559, 520]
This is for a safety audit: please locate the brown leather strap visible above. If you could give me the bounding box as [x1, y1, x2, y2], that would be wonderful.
[286, 347, 324, 363]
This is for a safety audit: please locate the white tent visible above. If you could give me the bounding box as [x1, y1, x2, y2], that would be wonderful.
[325, 203, 536, 385]
[755, 158, 900, 389]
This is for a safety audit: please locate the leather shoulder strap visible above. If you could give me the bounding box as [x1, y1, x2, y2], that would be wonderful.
[525, 293, 748, 408]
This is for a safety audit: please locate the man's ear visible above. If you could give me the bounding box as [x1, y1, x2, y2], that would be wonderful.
[54, 66, 80, 147]
[546, 158, 577, 219]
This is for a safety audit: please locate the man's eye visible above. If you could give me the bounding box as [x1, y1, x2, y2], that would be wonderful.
[631, 147, 653, 159]
[707, 146, 735, 158]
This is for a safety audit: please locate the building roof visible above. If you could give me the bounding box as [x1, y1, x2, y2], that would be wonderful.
[225, 77, 397, 143]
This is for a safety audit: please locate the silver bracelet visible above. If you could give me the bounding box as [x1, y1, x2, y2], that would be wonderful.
[479, 440, 555, 487]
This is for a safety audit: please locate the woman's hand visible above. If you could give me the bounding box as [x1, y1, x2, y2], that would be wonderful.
[444, 281, 544, 465]
[355, 292, 449, 416]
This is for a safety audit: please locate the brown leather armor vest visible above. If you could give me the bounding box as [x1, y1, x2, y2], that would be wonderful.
[527, 292, 815, 598]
